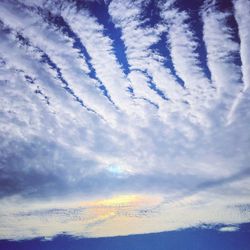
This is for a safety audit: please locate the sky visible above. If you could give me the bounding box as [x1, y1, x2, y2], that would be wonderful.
[1, 223, 250, 250]
[0, 0, 250, 247]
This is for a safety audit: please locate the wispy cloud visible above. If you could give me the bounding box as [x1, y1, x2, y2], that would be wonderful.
[233, 0, 250, 91]
[160, 0, 215, 124]
[59, 2, 135, 113]
[109, 0, 188, 118]
[201, 0, 243, 124]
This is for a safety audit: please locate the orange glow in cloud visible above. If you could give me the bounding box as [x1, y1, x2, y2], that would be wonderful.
[80, 194, 162, 208]
[79, 194, 163, 230]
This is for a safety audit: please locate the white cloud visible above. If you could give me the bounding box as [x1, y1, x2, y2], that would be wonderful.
[218, 226, 239, 232]
[201, 0, 243, 124]
[0, 0, 121, 125]
[233, 0, 250, 91]
[160, 1, 215, 125]
[109, 0, 188, 118]
[59, 2, 136, 114]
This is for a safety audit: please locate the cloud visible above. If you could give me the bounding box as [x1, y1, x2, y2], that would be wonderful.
[0, 0, 250, 240]
[59, 2, 134, 113]
[0, 0, 121, 124]
[108, 0, 187, 119]
[218, 226, 239, 232]
[233, 0, 250, 91]
[201, 0, 243, 124]
[160, 0, 215, 124]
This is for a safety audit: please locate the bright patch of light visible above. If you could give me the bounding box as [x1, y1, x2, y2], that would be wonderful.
[107, 164, 124, 175]
[218, 226, 239, 232]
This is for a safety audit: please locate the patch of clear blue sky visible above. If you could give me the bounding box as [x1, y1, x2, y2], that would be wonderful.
[1, 223, 250, 250]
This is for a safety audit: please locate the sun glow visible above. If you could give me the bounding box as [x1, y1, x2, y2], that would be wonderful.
[81, 194, 162, 208]
[78, 194, 163, 232]
[91, 195, 139, 206]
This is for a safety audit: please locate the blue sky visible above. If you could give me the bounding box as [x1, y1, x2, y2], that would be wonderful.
[0, 0, 250, 248]
[1, 223, 250, 250]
